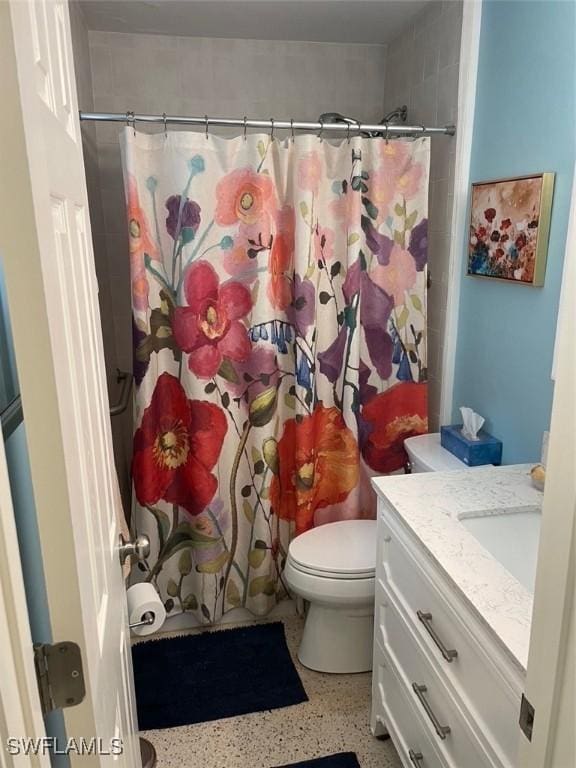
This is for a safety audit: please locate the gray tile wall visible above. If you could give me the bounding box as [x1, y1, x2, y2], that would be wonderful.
[384, 0, 462, 429]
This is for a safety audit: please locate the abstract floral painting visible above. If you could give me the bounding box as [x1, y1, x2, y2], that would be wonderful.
[468, 173, 554, 285]
[121, 129, 430, 623]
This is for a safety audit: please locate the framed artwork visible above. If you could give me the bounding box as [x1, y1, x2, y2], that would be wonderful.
[467, 172, 555, 286]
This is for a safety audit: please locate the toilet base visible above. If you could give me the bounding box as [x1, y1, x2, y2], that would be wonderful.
[297, 602, 374, 674]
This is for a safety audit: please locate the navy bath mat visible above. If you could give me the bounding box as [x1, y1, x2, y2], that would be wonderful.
[275, 754, 361, 768]
[132, 621, 308, 730]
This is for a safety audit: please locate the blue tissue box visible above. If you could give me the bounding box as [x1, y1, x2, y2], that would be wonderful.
[440, 425, 502, 467]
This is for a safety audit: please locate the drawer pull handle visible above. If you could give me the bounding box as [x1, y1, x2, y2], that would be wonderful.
[409, 749, 424, 765]
[417, 610, 458, 662]
[412, 683, 451, 740]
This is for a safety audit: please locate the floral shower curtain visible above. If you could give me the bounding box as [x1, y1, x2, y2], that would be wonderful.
[121, 129, 429, 623]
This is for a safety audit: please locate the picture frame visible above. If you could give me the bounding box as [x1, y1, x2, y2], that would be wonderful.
[467, 172, 555, 286]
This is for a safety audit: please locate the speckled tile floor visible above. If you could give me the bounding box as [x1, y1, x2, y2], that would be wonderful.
[140, 616, 402, 767]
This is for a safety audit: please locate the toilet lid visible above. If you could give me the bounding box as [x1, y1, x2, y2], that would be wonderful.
[288, 520, 377, 578]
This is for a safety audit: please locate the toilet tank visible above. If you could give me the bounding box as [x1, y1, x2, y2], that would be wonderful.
[405, 433, 467, 473]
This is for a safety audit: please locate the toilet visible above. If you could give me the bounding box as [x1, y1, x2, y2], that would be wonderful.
[404, 432, 468, 473]
[285, 434, 467, 674]
[284, 519, 377, 674]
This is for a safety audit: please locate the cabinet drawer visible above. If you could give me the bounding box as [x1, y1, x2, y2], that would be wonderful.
[373, 642, 445, 768]
[376, 589, 493, 768]
[378, 510, 520, 767]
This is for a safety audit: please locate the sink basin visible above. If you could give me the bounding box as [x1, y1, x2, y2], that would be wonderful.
[459, 508, 541, 593]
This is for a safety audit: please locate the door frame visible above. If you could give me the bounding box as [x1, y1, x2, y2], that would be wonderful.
[517, 170, 576, 768]
[0, 432, 49, 768]
[439, 0, 483, 425]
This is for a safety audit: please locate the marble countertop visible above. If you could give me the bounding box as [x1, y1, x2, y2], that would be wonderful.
[372, 465, 543, 674]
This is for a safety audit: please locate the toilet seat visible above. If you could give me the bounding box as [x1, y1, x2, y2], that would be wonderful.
[287, 519, 377, 580]
[287, 558, 374, 580]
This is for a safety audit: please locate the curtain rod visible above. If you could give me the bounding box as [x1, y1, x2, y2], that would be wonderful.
[78, 111, 456, 137]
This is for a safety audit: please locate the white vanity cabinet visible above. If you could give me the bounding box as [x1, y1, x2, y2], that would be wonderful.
[371, 497, 526, 768]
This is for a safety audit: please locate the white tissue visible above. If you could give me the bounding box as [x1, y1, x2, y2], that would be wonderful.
[460, 406, 485, 441]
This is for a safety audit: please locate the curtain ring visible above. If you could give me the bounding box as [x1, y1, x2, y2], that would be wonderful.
[356, 120, 362, 138]
[162, 112, 168, 139]
[318, 120, 324, 142]
[290, 118, 295, 143]
[270, 118, 275, 142]
[205, 115, 209, 140]
[126, 110, 136, 136]
[346, 122, 351, 144]
[243, 116, 247, 141]
[384, 120, 390, 145]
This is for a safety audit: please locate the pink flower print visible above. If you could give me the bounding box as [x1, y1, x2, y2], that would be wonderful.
[379, 141, 411, 177]
[314, 225, 335, 263]
[395, 161, 424, 201]
[173, 260, 252, 379]
[370, 245, 417, 306]
[297, 151, 322, 194]
[215, 168, 276, 226]
[330, 189, 362, 233]
[369, 167, 396, 220]
[222, 244, 259, 283]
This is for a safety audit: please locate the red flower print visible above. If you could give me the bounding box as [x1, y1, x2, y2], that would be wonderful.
[500, 233, 509, 242]
[484, 208, 496, 223]
[501, 218, 512, 230]
[132, 373, 227, 516]
[215, 168, 276, 226]
[173, 260, 252, 379]
[267, 206, 295, 311]
[361, 382, 428, 473]
[515, 232, 527, 250]
[495, 248, 505, 259]
[490, 230, 501, 242]
[270, 405, 359, 535]
[477, 226, 487, 239]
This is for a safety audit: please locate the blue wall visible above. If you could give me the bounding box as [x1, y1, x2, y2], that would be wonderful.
[452, 0, 575, 464]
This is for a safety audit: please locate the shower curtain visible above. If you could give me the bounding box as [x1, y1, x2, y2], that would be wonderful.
[121, 129, 429, 622]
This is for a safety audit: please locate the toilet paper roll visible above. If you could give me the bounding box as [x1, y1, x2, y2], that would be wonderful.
[127, 582, 166, 637]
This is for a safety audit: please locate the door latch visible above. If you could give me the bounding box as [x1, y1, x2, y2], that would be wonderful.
[519, 693, 535, 741]
[34, 642, 86, 715]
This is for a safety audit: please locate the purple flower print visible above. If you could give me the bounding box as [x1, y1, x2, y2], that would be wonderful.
[226, 346, 281, 405]
[165, 195, 201, 244]
[408, 218, 428, 272]
[361, 216, 394, 265]
[132, 317, 149, 386]
[318, 327, 347, 383]
[341, 257, 395, 381]
[287, 275, 315, 336]
[359, 360, 378, 404]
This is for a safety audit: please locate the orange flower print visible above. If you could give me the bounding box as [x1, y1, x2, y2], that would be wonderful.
[126, 175, 158, 312]
[270, 405, 360, 535]
[215, 168, 276, 226]
[267, 205, 295, 311]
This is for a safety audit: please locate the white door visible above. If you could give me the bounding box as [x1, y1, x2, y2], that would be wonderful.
[1, 1, 140, 765]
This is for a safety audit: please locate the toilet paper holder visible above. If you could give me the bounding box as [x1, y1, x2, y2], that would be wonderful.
[119, 533, 150, 566]
[130, 611, 155, 630]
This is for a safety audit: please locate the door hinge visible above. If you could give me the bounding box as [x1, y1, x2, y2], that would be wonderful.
[33, 642, 86, 716]
[519, 693, 535, 741]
